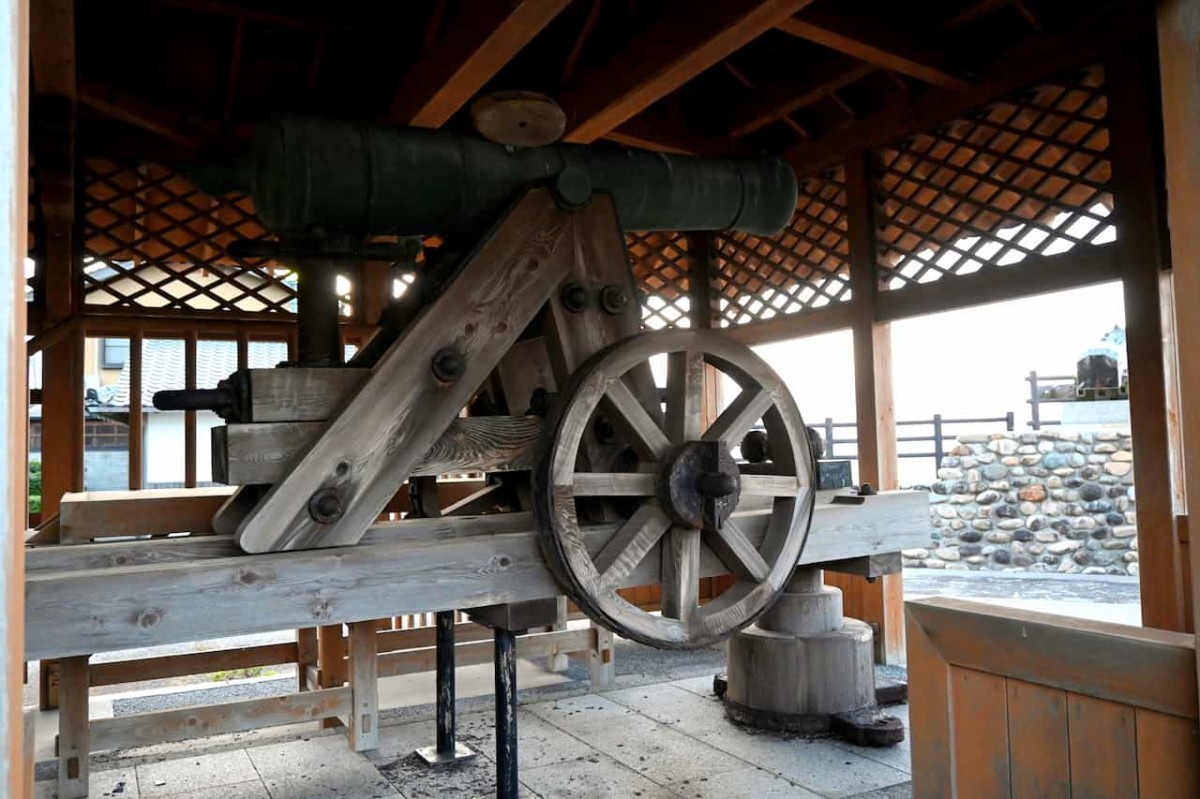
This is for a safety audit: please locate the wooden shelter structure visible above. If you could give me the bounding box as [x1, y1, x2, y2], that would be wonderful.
[4, 0, 1200, 796]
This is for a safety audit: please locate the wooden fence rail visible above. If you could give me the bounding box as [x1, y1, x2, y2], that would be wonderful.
[907, 597, 1199, 798]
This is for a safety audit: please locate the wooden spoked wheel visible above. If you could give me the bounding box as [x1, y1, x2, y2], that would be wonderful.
[535, 329, 815, 649]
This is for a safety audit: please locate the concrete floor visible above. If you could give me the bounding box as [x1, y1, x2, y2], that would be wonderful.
[30, 570, 1141, 799]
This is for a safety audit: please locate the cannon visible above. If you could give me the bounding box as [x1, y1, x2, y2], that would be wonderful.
[157, 117, 816, 655]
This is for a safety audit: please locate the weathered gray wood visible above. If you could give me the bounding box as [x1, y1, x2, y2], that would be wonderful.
[238, 188, 575, 553]
[215, 416, 543, 486]
[496, 337, 557, 415]
[660, 526, 700, 624]
[348, 622, 379, 751]
[707, 518, 770, 582]
[572, 472, 657, 496]
[589, 624, 616, 689]
[59, 487, 232, 541]
[377, 627, 593, 677]
[665, 349, 705, 443]
[704, 387, 775, 449]
[247, 368, 368, 423]
[58, 656, 89, 799]
[89, 687, 351, 752]
[26, 491, 929, 660]
[593, 504, 672, 587]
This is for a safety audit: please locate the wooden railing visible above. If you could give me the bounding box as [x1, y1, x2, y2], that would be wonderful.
[906, 597, 1199, 798]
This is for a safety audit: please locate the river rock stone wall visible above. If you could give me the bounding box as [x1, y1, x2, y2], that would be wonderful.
[902, 430, 1137, 575]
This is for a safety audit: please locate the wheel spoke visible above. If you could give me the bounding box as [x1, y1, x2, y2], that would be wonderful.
[572, 472, 657, 496]
[707, 519, 770, 582]
[661, 525, 701, 624]
[703, 388, 774, 449]
[594, 504, 672, 588]
[740, 474, 803, 497]
[664, 350, 705, 443]
[602, 379, 672, 460]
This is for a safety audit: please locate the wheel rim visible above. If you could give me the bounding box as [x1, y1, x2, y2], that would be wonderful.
[535, 329, 815, 649]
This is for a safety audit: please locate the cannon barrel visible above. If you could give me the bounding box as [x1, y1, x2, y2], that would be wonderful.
[194, 117, 798, 239]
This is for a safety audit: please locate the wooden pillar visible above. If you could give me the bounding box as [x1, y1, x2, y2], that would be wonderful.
[589, 624, 615, 690]
[0, 0, 29, 791]
[826, 149, 904, 664]
[1108, 37, 1188, 633]
[296, 628, 318, 692]
[1156, 0, 1200, 693]
[317, 624, 347, 729]
[57, 655, 89, 799]
[347, 621, 379, 752]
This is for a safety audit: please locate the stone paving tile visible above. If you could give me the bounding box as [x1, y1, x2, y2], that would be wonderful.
[247, 735, 398, 798]
[526, 693, 743, 786]
[89, 767, 141, 798]
[137, 750, 259, 798]
[158, 782, 270, 799]
[668, 766, 823, 799]
[521, 752, 678, 799]
[605, 683, 727, 734]
[668, 675, 720, 699]
[844, 781, 913, 799]
[694, 724, 910, 798]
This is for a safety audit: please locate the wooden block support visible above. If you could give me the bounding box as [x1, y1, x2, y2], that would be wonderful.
[58, 655, 89, 799]
[318, 624, 347, 729]
[590, 624, 616, 690]
[348, 622, 379, 752]
[296, 628, 318, 692]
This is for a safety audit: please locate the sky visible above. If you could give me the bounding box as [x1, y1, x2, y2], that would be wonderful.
[744, 280, 1128, 486]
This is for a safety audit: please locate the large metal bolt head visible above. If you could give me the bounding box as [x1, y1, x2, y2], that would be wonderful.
[560, 282, 589, 313]
[599, 285, 629, 315]
[308, 488, 344, 524]
[431, 347, 466, 382]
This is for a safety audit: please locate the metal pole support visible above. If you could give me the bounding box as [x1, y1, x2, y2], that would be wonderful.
[495, 627, 518, 799]
[415, 611, 476, 765]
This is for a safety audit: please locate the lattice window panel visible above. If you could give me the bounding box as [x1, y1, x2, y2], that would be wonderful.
[626, 231, 693, 330]
[874, 64, 1114, 290]
[712, 167, 851, 328]
[81, 158, 300, 314]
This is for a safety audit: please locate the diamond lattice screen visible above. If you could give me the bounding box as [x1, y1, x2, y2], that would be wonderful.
[874, 64, 1113, 290]
[712, 167, 851, 329]
[626, 231, 694, 330]
[81, 159, 298, 314]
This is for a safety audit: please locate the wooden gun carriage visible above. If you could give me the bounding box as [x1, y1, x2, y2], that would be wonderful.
[28, 118, 929, 798]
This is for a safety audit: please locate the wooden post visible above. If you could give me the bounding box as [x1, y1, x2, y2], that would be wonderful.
[1156, 0, 1200, 692]
[589, 624, 615, 690]
[57, 655, 89, 799]
[1108, 37, 1187, 633]
[347, 621, 379, 752]
[1, 0, 28, 791]
[296, 628, 318, 692]
[317, 624, 347, 729]
[825, 149, 903, 664]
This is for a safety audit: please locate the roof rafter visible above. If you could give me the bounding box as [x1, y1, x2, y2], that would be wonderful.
[775, 8, 971, 90]
[782, 2, 1141, 176]
[557, 0, 817, 144]
[389, 0, 573, 128]
[727, 56, 873, 139]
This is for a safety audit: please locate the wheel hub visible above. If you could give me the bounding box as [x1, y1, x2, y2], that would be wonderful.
[658, 440, 742, 530]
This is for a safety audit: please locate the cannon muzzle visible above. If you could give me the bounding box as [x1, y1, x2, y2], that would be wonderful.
[193, 117, 797, 240]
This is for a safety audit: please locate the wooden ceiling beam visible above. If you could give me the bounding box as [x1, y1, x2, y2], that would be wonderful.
[775, 8, 971, 90]
[389, 0, 573, 129]
[727, 56, 873, 139]
[78, 80, 213, 151]
[603, 113, 733, 156]
[782, 3, 1141, 176]
[557, 0, 817, 144]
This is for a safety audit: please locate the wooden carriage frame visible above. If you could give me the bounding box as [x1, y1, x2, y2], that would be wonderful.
[7, 1, 1200, 797]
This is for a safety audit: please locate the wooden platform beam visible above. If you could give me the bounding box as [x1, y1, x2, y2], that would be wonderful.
[26, 492, 929, 660]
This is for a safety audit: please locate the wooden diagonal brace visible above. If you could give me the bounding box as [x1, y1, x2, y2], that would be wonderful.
[237, 189, 575, 552]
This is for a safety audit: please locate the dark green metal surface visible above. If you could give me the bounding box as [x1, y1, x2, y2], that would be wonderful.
[194, 117, 798, 239]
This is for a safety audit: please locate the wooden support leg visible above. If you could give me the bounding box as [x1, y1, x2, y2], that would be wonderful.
[589, 624, 615, 690]
[58, 655, 90, 799]
[348, 622, 379, 752]
[296, 628, 318, 692]
[546, 597, 570, 673]
[318, 624, 347, 729]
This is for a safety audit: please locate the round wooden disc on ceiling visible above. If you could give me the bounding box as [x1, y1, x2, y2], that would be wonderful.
[471, 91, 566, 147]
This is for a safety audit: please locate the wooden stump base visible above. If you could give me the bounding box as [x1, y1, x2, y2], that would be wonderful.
[723, 568, 902, 746]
